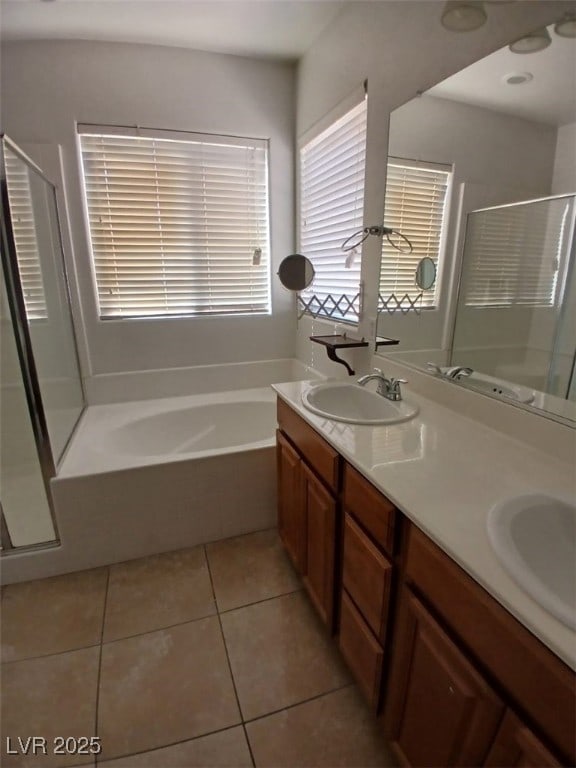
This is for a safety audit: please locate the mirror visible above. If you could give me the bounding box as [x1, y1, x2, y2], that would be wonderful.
[415, 257, 436, 291]
[377, 23, 576, 423]
[278, 253, 315, 291]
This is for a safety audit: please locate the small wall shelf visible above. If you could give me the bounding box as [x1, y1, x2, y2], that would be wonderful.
[310, 334, 369, 376]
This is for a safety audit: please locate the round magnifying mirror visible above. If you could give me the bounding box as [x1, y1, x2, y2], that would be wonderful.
[278, 254, 315, 291]
[415, 257, 436, 290]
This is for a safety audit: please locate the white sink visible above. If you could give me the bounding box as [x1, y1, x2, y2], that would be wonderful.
[302, 382, 419, 425]
[487, 494, 576, 629]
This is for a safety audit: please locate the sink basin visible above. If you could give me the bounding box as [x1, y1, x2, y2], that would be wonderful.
[487, 494, 576, 628]
[301, 382, 419, 425]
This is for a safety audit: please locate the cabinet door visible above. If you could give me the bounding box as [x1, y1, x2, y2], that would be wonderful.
[302, 463, 337, 630]
[383, 588, 504, 767]
[276, 430, 306, 574]
[343, 513, 392, 644]
[339, 589, 384, 708]
[484, 710, 561, 767]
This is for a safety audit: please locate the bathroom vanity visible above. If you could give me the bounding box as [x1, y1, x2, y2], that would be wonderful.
[274, 384, 576, 766]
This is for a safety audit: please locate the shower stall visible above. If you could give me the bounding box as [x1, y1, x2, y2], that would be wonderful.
[0, 136, 85, 552]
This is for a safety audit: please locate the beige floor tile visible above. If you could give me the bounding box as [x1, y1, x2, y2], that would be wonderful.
[206, 529, 301, 612]
[98, 727, 252, 767]
[1, 647, 100, 768]
[221, 591, 350, 721]
[103, 547, 215, 642]
[246, 686, 396, 767]
[98, 617, 241, 759]
[1, 569, 108, 662]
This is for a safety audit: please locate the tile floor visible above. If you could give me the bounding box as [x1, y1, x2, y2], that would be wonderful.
[1, 528, 396, 768]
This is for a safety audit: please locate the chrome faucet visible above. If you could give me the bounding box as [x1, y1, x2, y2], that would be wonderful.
[445, 366, 473, 380]
[357, 368, 407, 401]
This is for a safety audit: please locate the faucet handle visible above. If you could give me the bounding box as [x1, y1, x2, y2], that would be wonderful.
[426, 362, 443, 375]
[389, 377, 407, 390]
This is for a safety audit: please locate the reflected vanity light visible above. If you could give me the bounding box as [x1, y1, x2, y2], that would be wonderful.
[554, 14, 576, 38]
[509, 27, 552, 54]
[441, 0, 487, 32]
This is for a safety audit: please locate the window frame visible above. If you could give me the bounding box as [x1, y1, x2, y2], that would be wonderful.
[297, 91, 367, 324]
[78, 124, 272, 321]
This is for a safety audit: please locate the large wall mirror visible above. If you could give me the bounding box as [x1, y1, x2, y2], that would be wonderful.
[376, 23, 576, 424]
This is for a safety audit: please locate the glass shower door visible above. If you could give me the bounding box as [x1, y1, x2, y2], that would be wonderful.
[1, 136, 85, 550]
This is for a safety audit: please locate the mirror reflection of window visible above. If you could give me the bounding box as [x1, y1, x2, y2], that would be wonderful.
[4, 151, 48, 321]
[463, 198, 569, 308]
[379, 159, 451, 312]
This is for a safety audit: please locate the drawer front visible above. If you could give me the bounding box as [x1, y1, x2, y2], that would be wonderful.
[339, 589, 384, 708]
[343, 463, 395, 555]
[343, 512, 392, 643]
[277, 398, 340, 491]
[405, 523, 576, 765]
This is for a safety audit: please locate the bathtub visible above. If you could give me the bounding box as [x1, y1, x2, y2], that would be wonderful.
[4, 387, 282, 582]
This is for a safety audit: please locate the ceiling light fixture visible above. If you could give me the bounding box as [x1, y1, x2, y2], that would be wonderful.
[509, 27, 552, 54]
[554, 14, 576, 38]
[441, 1, 487, 32]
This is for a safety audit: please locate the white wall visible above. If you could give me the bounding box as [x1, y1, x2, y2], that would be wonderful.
[1, 41, 297, 376]
[295, 0, 574, 376]
[552, 121, 576, 195]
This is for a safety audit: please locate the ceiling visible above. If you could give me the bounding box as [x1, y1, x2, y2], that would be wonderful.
[0, 0, 347, 60]
[428, 24, 576, 126]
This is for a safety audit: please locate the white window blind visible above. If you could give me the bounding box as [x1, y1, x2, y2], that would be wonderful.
[463, 198, 568, 308]
[380, 159, 451, 310]
[4, 152, 47, 320]
[79, 127, 270, 319]
[299, 98, 367, 321]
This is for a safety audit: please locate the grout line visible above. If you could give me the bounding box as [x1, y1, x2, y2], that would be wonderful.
[204, 545, 256, 768]
[94, 723, 247, 765]
[217, 587, 304, 616]
[243, 683, 354, 726]
[1, 642, 102, 666]
[100, 607, 218, 647]
[95, 566, 111, 751]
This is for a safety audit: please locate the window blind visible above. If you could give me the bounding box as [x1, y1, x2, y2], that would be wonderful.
[4, 152, 47, 320]
[299, 99, 367, 321]
[79, 128, 270, 319]
[380, 159, 450, 310]
[463, 198, 568, 308]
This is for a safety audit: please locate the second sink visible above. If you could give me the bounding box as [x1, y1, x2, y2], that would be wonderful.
[302, 381, 419, 425]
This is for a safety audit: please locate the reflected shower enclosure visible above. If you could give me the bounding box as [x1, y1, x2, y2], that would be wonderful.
[1, 136, 85, 550]
[452, 194, 576, 402]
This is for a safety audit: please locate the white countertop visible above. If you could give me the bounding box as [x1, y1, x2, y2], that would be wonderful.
[273, 379, 576, 672]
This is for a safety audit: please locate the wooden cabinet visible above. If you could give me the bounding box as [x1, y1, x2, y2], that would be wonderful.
[338, 466, 397, 710]
[484, 710, 561, 767]
[275, 397, 575, 766]
[276, 400, 340, 631]
[276, 430, 306, 573]
[384, 587, 504, 767]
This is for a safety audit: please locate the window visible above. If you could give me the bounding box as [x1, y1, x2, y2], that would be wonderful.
[4, 151, 47, 320]
[299, 98, 367, 321]
[379, 159, 451, 311]
[462, 197, 568, 308]
[79, 126, 270, 319]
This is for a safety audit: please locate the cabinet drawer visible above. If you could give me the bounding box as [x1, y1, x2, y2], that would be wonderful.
[343, 513, 392, 643]
[343, 463, 395, 555]
[277, 398, 340, 491]
[339, 589, 384, 708]
[405, 523, 576, 765]
[484, 709, 561, 767]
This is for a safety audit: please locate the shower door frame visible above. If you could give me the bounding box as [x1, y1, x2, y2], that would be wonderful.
[0, 135, 84, 550]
